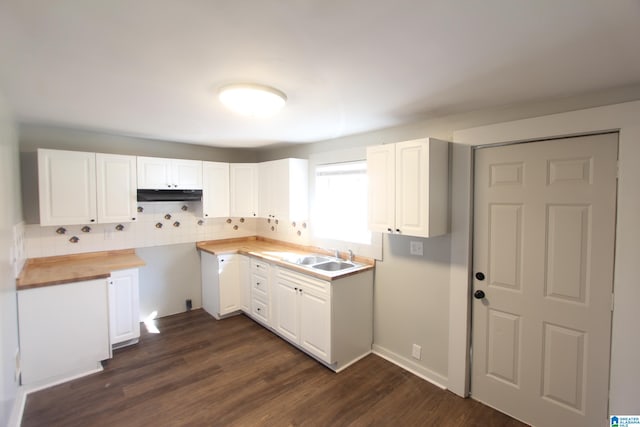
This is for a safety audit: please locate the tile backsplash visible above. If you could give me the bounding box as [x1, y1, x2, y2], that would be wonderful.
[24, 201, 311, 259]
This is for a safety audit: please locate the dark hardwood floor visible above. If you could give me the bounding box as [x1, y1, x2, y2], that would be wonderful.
[22, 309, 526, 426]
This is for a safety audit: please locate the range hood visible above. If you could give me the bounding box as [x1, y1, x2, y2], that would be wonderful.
[137, 189, 203, 202]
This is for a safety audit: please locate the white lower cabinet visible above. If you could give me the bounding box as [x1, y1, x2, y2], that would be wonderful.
[108, 268, 140, 349]
[201, 252, 241, 319]
[275, 268, 331, 363]
[198, 251, 374, 371]
[18, 279, 111, 386]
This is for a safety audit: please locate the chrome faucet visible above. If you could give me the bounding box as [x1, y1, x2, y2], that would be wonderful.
[333, 248, 340, 259]
[348, 249, 354, 262]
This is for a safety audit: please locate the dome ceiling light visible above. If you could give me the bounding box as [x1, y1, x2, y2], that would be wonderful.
[218, 84, 287, 117]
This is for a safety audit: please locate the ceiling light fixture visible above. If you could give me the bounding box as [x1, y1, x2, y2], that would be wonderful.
[218, 84, 287, 117]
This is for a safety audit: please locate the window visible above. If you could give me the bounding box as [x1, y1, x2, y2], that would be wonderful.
[313, 161, 370, 244]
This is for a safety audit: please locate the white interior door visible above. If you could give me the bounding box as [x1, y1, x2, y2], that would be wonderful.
[472, 133, 618, 427]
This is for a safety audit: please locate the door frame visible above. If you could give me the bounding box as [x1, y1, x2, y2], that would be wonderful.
[447, 100, 640, 416]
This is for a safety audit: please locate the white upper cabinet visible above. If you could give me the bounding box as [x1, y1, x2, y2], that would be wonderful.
[366, 144, 395, 234]
[38, 149, 98, 226]
[229, 163, 258, 217]
[202, 161, 230, 218]
[136, 156, 202, 189]
[258, 158, 308, 220]
[367, 138, 449, 238]
[96, 153, 138, 223]
[38, 149, 138, 226]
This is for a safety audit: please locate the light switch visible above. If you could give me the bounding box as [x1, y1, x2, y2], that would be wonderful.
[410, 240, 423, 256]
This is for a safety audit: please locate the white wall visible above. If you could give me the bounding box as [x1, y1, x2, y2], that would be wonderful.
[452, 100, 640, 414]
[0, 94, 22, 425]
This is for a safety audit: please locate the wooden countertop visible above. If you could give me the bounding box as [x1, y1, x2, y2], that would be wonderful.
[17, 249, 146, 290]
[196, 237, 375, 281]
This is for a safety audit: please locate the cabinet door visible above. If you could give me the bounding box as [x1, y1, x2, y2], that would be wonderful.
[202, 161, 230, 218]
[38, 149, 97, 226]
[366, 144, 395, 233]
[108, 268, 140, 347]
[172, 159, 203, 189]
[274, 277, 300, 343]
[286, 158, 309, 221]
[137, 156, 172, 189]
[230, 163, 258, 217]
[299, 286, 331, 363]
[218, 254, 240, 316]
[395, 139, 430, 237]
[258, 161, 276, 218]
[96, 153, 137, 224]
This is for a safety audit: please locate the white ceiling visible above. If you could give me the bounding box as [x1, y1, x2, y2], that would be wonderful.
[1, 1, 639, 148]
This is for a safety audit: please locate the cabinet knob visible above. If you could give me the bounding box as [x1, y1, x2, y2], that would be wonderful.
[387, 228, 393, 233]
[167, 185, 171, 188]
[395, 229, 401, 233]
[132, 217, 136, 221]
[174, 184, 178, 188]
[90, 219, 95, 222]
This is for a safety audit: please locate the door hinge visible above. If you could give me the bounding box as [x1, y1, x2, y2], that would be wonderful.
[611, 293, 615, 312]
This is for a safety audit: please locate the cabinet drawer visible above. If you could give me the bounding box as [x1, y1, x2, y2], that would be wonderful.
[251, 259, 270, 272]
[277, 267, 330, 295]
[251, 299, 269, 325]
[252, 273, 269, 300]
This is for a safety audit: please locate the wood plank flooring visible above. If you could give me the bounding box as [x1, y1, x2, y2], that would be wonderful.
[22, 309, 527, 426]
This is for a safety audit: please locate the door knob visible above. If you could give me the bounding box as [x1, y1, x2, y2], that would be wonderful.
[474, 290, 485, 299]
[475, 272, 485, 281]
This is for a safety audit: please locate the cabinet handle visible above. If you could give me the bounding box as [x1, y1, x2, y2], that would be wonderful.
[167, 185, 171, 188]
[90, 219, 95, 223]
[131, 217, 136, 221]
[395, 229, 401, 233]
[174, 184, 178, 188]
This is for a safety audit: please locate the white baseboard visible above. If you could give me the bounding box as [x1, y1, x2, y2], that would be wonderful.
[372, 344, 448, 390]
[334, 350, 372, 373]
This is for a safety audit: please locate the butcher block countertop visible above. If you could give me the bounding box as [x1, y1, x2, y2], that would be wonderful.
[196, 236, 375, 281]
[17, 249, 146, 290]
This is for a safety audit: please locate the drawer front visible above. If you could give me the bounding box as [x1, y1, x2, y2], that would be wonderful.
[277, 267, 330, 295]
[251, 259, 270, 273]
[251, 299, 269, 325]
[252, 272, 269, 301]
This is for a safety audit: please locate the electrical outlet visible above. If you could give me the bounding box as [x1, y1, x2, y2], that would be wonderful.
[410, 241, 423, 256]
[411, 344, 422, 360]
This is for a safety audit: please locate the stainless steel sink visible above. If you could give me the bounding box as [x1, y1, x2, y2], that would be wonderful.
[298, 255, 332, 265]
[311, 261, 356, 271]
